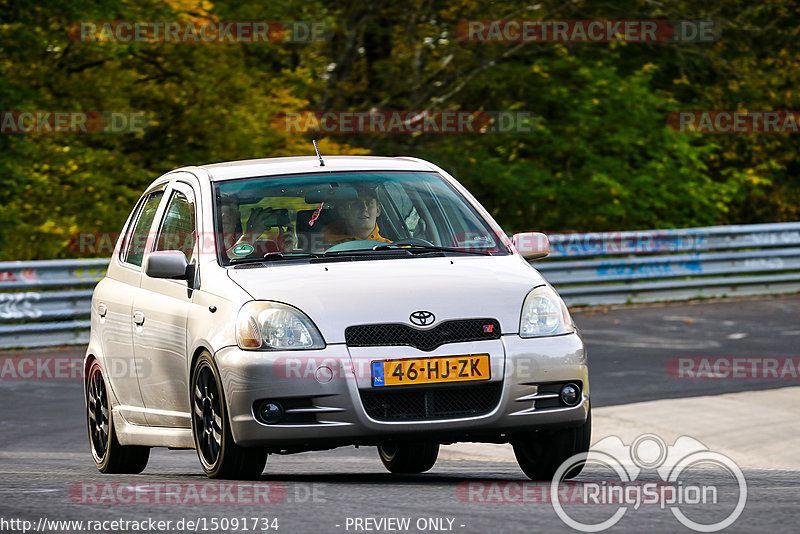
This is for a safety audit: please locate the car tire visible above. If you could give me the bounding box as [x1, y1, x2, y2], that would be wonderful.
[191, 351, 268, 480]
[378, 441, 439, 474]
[512, 405, 591, 481]
[86, 359, 150, 474]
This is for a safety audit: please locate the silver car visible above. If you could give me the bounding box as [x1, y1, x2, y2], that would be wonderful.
[84, 155, 590, 480]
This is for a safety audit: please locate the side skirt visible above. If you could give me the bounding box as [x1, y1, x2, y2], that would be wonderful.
[113, 408, 195, 449]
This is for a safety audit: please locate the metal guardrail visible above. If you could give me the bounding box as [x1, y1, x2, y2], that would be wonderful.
[1, 222, 799, 348]
[0, 259, 106, 348]
[538, 222, 800, 306]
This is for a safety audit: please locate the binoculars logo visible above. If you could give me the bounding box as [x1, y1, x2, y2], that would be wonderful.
[551, 433, 747, 532]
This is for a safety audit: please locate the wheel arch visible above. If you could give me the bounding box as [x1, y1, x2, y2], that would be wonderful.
[83, 354, 97, 407]
[188, 344, 243, 448]
[187, 342, 219, 420]
[188, 342, 215, 375]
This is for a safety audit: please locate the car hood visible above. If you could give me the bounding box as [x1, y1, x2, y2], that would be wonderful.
[226, 254, 546, 343]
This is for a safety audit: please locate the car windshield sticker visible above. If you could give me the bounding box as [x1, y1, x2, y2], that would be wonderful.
[233, 243, 254, 256]
[372, 361, 385, 386]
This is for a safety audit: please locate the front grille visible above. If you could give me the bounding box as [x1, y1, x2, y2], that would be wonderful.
[346, 318, 501, 352]
[361, 383, 501, 421]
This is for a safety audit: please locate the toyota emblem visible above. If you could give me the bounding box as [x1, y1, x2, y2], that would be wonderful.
[410, 310, 435, 326]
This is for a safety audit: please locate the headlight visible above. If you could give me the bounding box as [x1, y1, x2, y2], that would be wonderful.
[519, 285, 574, 337]
[236, 301, 325, 350]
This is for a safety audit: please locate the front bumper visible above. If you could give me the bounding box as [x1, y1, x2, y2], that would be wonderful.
[215, 332, 589, 448]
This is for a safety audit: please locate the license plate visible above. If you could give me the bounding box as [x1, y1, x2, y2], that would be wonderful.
[371, 354, 491, 387]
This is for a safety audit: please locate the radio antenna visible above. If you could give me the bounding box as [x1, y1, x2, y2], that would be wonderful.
[312, 139, 325, 167]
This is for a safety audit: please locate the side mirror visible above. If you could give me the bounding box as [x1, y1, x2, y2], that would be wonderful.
[511, 232, 550, 260]
[144, 250, 189, 280]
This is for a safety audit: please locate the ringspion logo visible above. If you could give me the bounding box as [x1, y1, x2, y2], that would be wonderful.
[551, 434, 746, 532]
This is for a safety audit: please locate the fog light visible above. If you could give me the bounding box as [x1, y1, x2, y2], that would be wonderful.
[560, 383, 580, 407]
[258, 401, 284, 424]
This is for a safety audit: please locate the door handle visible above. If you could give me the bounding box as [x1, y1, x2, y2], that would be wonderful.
[133, 311, 145, 326]
[97, 303, 107, 318]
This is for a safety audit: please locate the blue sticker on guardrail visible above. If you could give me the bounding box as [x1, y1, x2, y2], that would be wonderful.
[596, 260, 703, 277]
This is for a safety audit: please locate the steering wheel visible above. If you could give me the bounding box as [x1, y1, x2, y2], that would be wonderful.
[391, 238, 435, 247]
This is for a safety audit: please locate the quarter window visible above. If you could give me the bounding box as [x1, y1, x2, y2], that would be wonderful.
[155, 189, 197, 262]
[122, 191, 164, 267]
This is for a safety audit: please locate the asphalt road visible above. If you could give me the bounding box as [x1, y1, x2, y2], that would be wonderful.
[1, 294, 798, 533]
[577, 294, 800, 406]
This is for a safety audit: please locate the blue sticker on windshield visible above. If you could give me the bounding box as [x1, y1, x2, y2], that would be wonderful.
[372, 361, 384, 386]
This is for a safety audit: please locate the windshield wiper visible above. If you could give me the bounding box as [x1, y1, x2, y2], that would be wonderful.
[321, 248, 411, 257]
[371, 244, 494, 256]
[230, 252, 321, 265]
[264, 252, 322, 260]
[230, 244, 487, 265]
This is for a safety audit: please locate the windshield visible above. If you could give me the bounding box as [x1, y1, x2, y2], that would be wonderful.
[213, 171, 510, 265]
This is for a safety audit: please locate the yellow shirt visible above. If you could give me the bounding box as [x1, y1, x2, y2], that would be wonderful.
[322, 220, 391, 245]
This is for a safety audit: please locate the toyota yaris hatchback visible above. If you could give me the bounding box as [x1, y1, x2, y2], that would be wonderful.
[84, 155, 590, 480]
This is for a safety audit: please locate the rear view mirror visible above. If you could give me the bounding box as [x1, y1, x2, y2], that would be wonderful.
[144, 250, 189, 279]
[305, 186, 358, 204]
[512, 232, 550, 260]
[241, 207, 290, 228]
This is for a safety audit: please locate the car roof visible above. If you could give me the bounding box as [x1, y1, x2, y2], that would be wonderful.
[186, 156, 437, 182]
